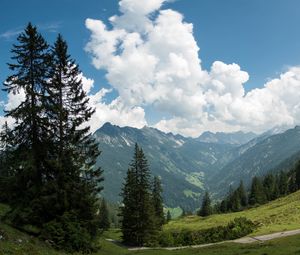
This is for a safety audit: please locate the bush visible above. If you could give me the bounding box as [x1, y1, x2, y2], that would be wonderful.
[159, 217, 256, 247]
[41, 211, 98, 253]
[159, 231, 175, 247]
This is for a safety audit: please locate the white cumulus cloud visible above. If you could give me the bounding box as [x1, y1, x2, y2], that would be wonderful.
[84, 0, 300, 137]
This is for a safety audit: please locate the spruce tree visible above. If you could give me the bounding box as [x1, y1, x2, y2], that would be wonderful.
[278, 171, 288, 196]
[272, 175, 280, 200]
[0, 122, 14, 202]
[295, 162, 300, 189]
[166, 210, 172, 222]
[230, 190, 242, 212]
[3, 23, 51, 225]
[152, 176, 165, 228]
[120, 168, 138, 244]
[44, 34, 103, 249]
[99, 199, 110, 231]
[3, 26, 103, 252]
[288, 171, 298, 193]
[249, 177, 267, 205]
[238, 181, 248, 207]
[220, 199, 228, 213]
[263, 174, 276, 201]
[198, 191, 212, 217]
[120, 144, 156, 246]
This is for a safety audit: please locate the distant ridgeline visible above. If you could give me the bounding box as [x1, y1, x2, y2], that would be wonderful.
[94, 122, 300, 211]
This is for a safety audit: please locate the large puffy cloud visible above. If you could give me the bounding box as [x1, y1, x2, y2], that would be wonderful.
[0, 72, 146, 133]
[3, 0, 296, 137]
[87, 88, 147, 132]
[84, 0, 300, 137]
[5, 88, 26, 111]
[81, 74, 147, 132]
[0, 88, 26, 129]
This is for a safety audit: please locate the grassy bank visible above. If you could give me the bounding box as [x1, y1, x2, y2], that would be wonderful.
[165, 190, 300, 235]
[1, 190, 300, 254]
[1, 221, 300, 255]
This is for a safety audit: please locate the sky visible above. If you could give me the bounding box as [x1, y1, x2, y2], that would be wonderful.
[1, 0, 300, 137]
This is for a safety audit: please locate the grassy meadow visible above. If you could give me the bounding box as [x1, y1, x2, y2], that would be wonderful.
[165, 189, 300, 235]
[1, 223, 300, 255]
[1, 190, 300, 254]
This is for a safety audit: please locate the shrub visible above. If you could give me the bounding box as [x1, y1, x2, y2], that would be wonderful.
[41, 211, 98, 253]
[159, 217, 256, 247]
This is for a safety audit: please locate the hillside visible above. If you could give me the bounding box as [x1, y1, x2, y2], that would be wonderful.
[165, 189, 300, 236]
[94, 123, 236, 210]
[94, 123, 300, 209]
[1, 202, 300, 255]
[210, 126, 300, 196]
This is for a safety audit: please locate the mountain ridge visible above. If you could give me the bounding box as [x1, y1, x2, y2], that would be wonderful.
[94, 122, 300, 210]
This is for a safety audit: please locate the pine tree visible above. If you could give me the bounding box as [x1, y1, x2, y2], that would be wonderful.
[44, 34, 104, 248]
[295, 162, 300, 189]
[230, 190, 242, 212]
[278, 171, 288, 196]
[3, 23, 51, 225]
[272, 175, 280, 200]
[166, 210, 172, 222]
[3, 26, 103, 252]
[120, 144, 156, 246]
[263, 174, 276, 201]
[0, 122, 14, 202]
[237, 181, 248, 207]
[198, 191, 212, 217]
[99, 199, 110, 230]
[288, 171, 298, 193]
[120, 168, 138, 244]
[249, 177, 267, 205]
[152, 176, 165, 228]
[220, 199, 228, 213]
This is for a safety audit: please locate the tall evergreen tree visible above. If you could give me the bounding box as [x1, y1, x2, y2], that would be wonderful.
[198, 191, 212, 217]
[278, 171, 288, 196]
[44, 34, 103, 247]
[152, 176, 165, 228]
[220, 199, 228, 213]
[120, 168, 138, 244]
[288, 171, 298, 193]
[272, 175, 280, 200]
[0, 122, 14, 202]
[249, 177, 267, 205]
[3, 26, 103, 252]
[99, 199, 110, 231]
[238, 181, 248, 207]
[229, 190, 242, 212]
[263, 174, 276, 201]
[3, 23, 51, 225]
[166, 210, 172, 222]
[295, 162, 300, 189]
[120, 144, 156, 246]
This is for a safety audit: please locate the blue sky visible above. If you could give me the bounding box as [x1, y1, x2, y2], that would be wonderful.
[1, 0, 300, 136]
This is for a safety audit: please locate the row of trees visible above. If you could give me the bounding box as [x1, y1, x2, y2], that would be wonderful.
[197, 163, 300, 217]
[120, 144, 165, 246]
[0, 23, 103, 252]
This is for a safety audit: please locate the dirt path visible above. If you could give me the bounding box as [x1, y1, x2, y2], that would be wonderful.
[106, 229, 300, 251]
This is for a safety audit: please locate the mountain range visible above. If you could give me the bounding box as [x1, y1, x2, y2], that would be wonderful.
[94, 123, 300, 211]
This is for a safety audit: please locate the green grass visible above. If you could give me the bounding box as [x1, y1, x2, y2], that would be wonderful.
[1, 222, 300, 254]
[165, 190, 300, 235]
[1, 191, 300, 254]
